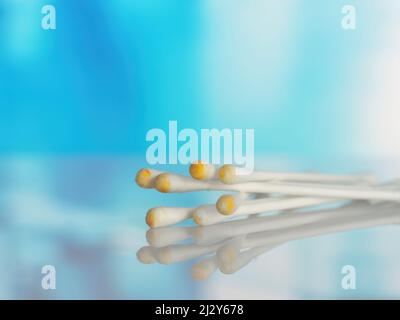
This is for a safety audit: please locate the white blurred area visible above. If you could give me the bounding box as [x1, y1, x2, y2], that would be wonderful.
[354, 2, 400, 165]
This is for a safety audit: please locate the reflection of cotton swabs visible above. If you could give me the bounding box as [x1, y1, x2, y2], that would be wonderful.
[216, 204, 400, 274]
[137, 203, 400, 279]
[241, 205, 399, 249]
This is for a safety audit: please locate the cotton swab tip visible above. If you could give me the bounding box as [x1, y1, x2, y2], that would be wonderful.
[218, 164, 236, 184]
[154, 173, 171, 193]
[145, 208, 156, 227]
[216, 195, 237, 215]
[189, 161, 216, 181]
[135, 168, 153, 188]
[146, 206, 193, 228]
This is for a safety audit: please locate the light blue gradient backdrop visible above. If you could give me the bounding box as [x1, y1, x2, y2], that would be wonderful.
[1, 1, 400, 299]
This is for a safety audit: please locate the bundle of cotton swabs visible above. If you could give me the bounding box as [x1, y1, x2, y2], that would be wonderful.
[135, 162, 400, 280]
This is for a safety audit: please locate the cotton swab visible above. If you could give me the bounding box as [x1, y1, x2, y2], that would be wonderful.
[193, 196, 346, 226]
[217, 164, 375, 185]
[153, 173, 400, 201]
[135, 168, 163, 189]
[189, 162, 218, 181]
[216, 180, 400, 215]
[191, 256, 218, 280]
[146, 226, 193, 247]
[216, 194, 339, 216]
[146, 207, 194, 228]
[216, 192, 253, 215]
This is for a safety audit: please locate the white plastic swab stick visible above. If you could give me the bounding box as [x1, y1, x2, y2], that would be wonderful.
[136, 246, 158, 264]
[242, 205, 400, 249]
[193, 196, 345, 226]
[146, 226, 193, 247]
[193, 205, 232, 226]
[218, 164, 375, 185]
[191, 256, 218, 280]
[216, 194, 339, 216]
[135, 168, 164, 189]
[189, 162, 218, 181]
[237, 181, 400, 200]
[193, 201, 367, 245]
[145, 207, 194, 228]
[216, 179, 400, 215]
[154, 173, 224, 192]
[153, 173, 400, 201]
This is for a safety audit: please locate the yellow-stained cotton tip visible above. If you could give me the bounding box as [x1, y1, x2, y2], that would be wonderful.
[189, 161, 215, 180]
[155, 173, 171, 193]
[218, 164, 236, 184]
[189, 162, 207, 180]
[145, 207, 193, 228]
[135, 168, 152, 188]
[146, 208, 157, 228]
[216, 195, 237, 215]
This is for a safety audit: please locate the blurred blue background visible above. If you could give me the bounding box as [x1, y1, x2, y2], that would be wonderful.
[1, 0, 400, 299]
